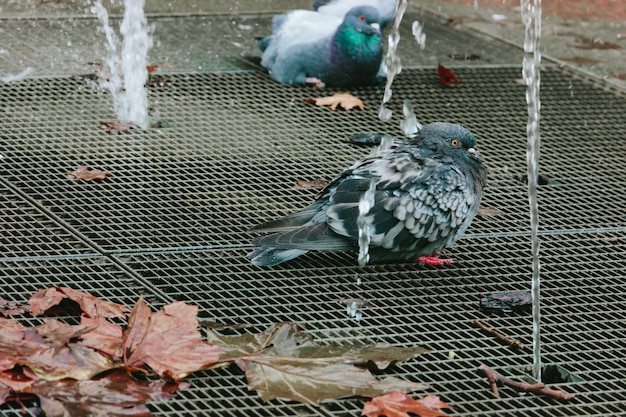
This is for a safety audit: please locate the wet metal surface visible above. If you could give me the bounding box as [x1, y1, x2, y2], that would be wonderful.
[1, 6, 626, 417]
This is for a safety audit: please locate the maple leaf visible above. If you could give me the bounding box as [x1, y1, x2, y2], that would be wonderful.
[362, 392, 452, 417]
[29, 287, 130, 319]
[0, 317, 115, 380]
[295, 178, 330, 190]
[305, 92, 365, 110]
[100, 119, 136, 134]
[124, 299, 222, 380]
[207, 323, 429, 405]
[476, 205, 503, 219]
[80, 315, 125, 360]
[32, 369, 187, 417]
[0, 299, 28, 317]
[437, 64, 460, 87]
[67, 166, 112, 181]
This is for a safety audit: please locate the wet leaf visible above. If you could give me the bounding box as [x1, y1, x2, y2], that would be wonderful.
[437, 64, 460, 87]
[67, 166, 113, 181]
[479, 290, 532, 314]
[448, 53, 480, 60]
[571, 37, 621, 50]
[557, 56, 603, 64]
[100, 119, 136, 134]
[29, 287, 131, 319]
[476, 205, 503, 219]
[362, 392, 452, 417]
[80, 316, 125, 360]
[296, 178, 330, 190]
[0, 317, 115, 380]
[32, 369, 187, 417]
[208, 323, 428, 405]
[241, 360, 426, 406]
[124, 300, 222, 380]
[0, 299, 28, 317]
[305, 93, 365, 110]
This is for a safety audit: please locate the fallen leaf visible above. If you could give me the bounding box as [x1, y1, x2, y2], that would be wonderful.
[241, 360, 426, 406]
[124, 300, 222, 380]
[147, 74, 170, 88]
[612, 73, 626, 80]
[476, 205, 503, 219]
[448, 53, 480, 60]
[29, 287, 130, 319]
[31, 369, 187, 417]
[0, 299, 28, 317]
[0, 317, 115, 380]
[305, 93, 365, 110]
[80, 315, 125, 360]
[571, 36, 621, 50]
[207, 323, 429, 405]
[557, 56, 602, 64]
[100, 119, 136, 134]
[67, 166, 112, 181]
[479, 290, 532, 314]
[438, 64, 460, 87]
[362, 392, 452, 417]
[296, 178, 330, 190]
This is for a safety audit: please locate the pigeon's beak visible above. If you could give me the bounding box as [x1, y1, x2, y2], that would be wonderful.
[370, 23, 381, 32]
[468, 147, 480, 160]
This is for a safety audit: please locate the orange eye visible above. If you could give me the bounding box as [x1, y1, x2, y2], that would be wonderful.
[359, 14, 365, 21]
[451, 139, 461, 147]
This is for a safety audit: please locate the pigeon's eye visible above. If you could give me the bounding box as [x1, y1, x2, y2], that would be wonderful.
[450, 138, 461, 147]
[359, 14, 365, 21]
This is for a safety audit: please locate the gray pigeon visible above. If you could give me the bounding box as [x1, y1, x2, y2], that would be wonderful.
[313, 0, 396, 29]
[259, 6, 383, 87]
[248, 122, 488, 266]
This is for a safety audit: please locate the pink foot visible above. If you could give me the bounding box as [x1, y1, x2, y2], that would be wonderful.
[417, 255, 453, 266]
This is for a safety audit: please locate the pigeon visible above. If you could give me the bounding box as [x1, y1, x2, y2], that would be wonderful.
[259, 6, 383, 87]
[248, 122, 488, 266]
[313, 0, 397, 29]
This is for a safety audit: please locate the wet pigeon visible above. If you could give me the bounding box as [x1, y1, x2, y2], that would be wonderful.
[259, 6, 383, 87]
[248, 122, 488, 266]
[313, 0, 397, 29]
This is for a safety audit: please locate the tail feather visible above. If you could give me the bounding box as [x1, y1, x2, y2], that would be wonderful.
[247, 247, 308, 266]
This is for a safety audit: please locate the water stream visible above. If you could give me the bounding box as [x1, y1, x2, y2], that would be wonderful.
[521, 0, 543, 382]
[92, 0, 153, 129]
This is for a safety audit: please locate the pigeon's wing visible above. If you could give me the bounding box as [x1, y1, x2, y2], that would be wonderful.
[326, 146, 478, 254]
[261, 10, 340, 69]
[250, 201, 326, 233]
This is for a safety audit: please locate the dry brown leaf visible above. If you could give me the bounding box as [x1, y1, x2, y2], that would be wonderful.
[67, 166, 112, 181]
[476, 205, 503, 219]
[362, 392, 452, 417]
[29, 287, 130, 319]
[295, 178, 330, 190]
[124, 300, 222, 380]
[100, 119, 136, 134]
[305, 93, 365, 110]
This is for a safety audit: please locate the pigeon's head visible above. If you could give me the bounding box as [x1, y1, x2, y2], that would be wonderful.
[344, 6, 382, 36]
[419, 122, 482, 162]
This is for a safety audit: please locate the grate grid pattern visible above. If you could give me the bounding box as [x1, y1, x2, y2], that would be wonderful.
[0, 9, 625, 417]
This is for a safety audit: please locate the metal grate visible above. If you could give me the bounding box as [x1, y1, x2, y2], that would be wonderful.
[1, 7, 626, 417]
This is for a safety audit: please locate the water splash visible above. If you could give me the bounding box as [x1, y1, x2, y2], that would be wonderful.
[411, 20, 426, 50]
[521, 0, 542, 382]
[356, 179, 377, 267]
[400, 99, 422, 137]
[378, 0, 407, 121]
[92, 0, 153, 129]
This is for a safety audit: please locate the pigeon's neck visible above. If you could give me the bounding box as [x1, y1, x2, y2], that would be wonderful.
[333, 24, 382, 62]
